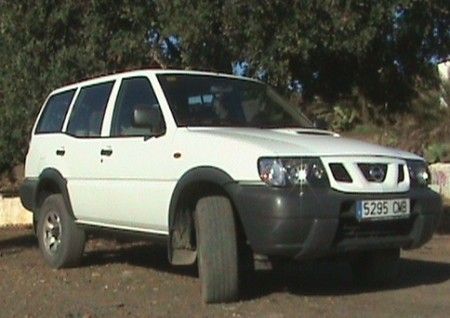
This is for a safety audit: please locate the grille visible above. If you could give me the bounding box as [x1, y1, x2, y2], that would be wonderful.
[358, 163, 388, 182]
[329, 163, 353, 183]
[334, 217, 414, 242]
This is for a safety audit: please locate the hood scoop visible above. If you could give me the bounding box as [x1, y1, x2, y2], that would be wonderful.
[294, 129, 338, 136]
[296, 130, 333, 136]
[271, 128, 338, 137]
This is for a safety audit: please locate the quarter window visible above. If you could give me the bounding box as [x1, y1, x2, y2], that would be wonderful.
[35, 90, 76, 134]
[66, 82, 114, 137]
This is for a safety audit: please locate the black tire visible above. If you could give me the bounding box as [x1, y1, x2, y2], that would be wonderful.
[37, 194, 86, 268]
[195, 196, 239, 303]
[350, 248, 400, 286]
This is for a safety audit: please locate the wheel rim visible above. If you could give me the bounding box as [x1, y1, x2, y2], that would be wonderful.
[43, 211, 62, 254]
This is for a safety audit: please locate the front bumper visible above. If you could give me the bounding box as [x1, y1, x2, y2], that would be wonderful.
[226, 183, 442, 260]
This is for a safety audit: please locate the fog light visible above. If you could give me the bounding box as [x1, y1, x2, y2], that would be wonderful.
[407, 160, 430, 187]
[416, 168, 429, 185]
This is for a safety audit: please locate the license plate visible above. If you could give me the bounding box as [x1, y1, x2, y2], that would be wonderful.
[356, 199, 410, 221]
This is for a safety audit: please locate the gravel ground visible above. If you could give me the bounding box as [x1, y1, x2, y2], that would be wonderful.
[0, 226, 449, 318]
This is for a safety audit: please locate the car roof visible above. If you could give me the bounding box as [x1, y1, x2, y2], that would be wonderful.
[49, 69, 261, 96]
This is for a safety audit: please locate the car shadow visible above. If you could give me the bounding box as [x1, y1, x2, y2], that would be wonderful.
[81, 238, 198, 278]
[81, 238, 450, 300]
[240, 258, 450, 300]
[437, 204, 450, 234]
[2, 229, 449, 301]
[0, 228, 37, 255]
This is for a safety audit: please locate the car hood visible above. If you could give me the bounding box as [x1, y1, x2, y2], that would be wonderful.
[185, 127, 422, 160]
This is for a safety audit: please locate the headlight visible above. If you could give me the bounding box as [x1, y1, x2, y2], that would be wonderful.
[407, 160, 430, 187]
[258, 157, 329, 187]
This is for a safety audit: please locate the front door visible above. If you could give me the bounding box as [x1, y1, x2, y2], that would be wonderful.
[78, 76, 175, 233]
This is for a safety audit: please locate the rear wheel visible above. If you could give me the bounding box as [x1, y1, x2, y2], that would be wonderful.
[350, 248, 400, 286]
[195, 196, 239, 303]
[37, 194, 86, 268]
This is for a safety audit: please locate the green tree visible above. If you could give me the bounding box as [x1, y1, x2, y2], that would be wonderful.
[1, 0, 449, 175]
[156, 0, 450, 106]
[0, 0, 157, 172]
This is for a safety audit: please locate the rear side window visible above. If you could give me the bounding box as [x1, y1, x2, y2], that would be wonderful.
[66, 81, 114, 137]
[35, 89, 76, 134]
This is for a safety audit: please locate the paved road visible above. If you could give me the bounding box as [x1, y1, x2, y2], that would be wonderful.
[0, 228, 449, 317]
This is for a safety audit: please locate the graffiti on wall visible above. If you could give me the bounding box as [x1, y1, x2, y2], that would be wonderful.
[431, 167, 450, 195]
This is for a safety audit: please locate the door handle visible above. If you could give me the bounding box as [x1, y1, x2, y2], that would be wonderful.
[100, 148, 113, 156]
[56, 148, 65, 156]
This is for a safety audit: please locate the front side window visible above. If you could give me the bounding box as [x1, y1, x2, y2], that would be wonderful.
[66, 81, 114, 137]
[110, 77, 164, 137]
[157, 74, 312, 128]
[35, 89, 76, 134]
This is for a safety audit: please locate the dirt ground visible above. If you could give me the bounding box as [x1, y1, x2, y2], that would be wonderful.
[0, 227, 449, 318]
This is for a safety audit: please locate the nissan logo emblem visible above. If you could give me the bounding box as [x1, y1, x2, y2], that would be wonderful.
[369, 166, 385, 182]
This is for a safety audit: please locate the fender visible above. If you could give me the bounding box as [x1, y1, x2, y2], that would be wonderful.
[168, 166, 236, 264]
[35, 168, 75, 218]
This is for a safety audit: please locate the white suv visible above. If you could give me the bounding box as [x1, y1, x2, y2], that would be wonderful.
[20, 70, 442, 303]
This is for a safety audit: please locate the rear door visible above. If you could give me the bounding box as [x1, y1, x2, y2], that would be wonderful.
[63, 81, 116, 223]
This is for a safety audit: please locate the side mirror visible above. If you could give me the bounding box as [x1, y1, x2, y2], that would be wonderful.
[133, 106, 152, 128]
[313, 118, 329, 130]
[132, 104, 164, 135]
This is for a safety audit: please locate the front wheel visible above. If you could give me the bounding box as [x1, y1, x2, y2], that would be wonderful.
[195, 196, 239, 303]
[37, 194, 86, 268]
[350, 248, 400, 286]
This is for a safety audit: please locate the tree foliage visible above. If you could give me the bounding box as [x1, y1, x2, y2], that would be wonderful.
[0, 0, 157, 171]
[0, 0, 449, 172]
[157, 1, 449, 103]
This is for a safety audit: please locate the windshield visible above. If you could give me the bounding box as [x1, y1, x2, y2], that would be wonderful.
[157, 74, 313, 128]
